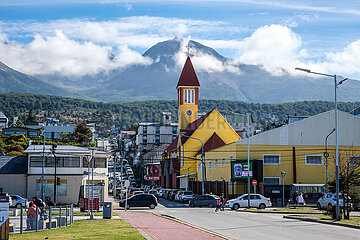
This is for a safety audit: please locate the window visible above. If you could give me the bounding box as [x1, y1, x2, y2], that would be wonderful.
[350, 156, 360, 166]
[222, 157, 225, 167]
[143, 126, 147, 133]
[215, 159, 218, 168]
[251, 195, 261, 200]
[16, 131, 26, 135]
[209, 161, 212, 170]
[305, 155, 323, 165]
[229, 155, 233, 166]
[29, 131, 38, 136]
[83, 157, 107, 168]
[197, 163, 201, 172]
[4, 131, 14, 135]
[263, 177, 280, 185]
[263, 154, 280, 165]
[184, 89, 195, 104]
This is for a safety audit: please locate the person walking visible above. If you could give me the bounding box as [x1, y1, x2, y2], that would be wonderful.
[298, 192, 305, 205]
[293, 191, 299, 205]
[26, 202, 38, 230]
[220, 194, 225, 211]
[215, 198, 221, 212]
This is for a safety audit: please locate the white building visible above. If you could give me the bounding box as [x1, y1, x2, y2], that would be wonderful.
[24, 145, 111, 204]
[137, 112, 178, 152]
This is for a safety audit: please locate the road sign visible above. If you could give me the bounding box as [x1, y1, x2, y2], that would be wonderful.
[124, 180, 130, 188]
[252, 180, 257, 186]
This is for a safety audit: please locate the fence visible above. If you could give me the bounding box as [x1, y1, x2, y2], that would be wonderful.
[9, 205, 74, 234]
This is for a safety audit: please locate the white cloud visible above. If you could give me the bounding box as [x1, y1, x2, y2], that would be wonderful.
[0, 29, 152, 77]
[234, 24, 303, 75]
[173, 39, 240, 74]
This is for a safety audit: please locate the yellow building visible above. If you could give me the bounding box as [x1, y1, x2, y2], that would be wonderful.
[202, 110, 360, 203]
[160, 57, 239, 191]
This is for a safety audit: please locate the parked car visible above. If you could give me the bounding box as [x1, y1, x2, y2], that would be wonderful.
[10, 195, 27, 208]
[225, 194, 272, 210]
[119, 193, 158, 209]
[180, 191, 195, 203]
[317, 193, 352, 210]
[174, 191, 184, 202]
[189, 195, 218, 208]
[0, 192, 12, 206]
[132, 191, 144, 196]
[148, 190, 160, 199]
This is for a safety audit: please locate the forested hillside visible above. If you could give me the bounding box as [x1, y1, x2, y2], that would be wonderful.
[0, 93, 358, 128]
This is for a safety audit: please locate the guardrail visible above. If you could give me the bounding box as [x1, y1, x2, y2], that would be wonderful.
[9, 204, 74, 234]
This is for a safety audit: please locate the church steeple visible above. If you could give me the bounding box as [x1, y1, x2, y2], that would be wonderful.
[177, 56, 200, 130]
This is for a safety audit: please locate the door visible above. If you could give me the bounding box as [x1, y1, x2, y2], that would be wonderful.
[239, 195, 248, 207]
[250, 195, 261, 207]
[196, 196, 205, 206]
[129, 195, 141, 207]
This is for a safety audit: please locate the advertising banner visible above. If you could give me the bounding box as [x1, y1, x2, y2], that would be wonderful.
[231, 161, 253, 181]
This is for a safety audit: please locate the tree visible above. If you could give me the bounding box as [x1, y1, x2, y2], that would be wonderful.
[328, 147, 360, 219]
[74, 120, 93, 146]
[24, 108, 37, 125]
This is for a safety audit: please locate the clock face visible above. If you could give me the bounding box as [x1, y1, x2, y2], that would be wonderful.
[186, 109, 193, 116]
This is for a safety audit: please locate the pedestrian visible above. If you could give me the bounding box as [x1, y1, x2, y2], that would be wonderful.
[26, 202, 38, 230]
[32, 196, 46, 219]
[220, 193, 225, 211]
[298, 192, 305, 205]
[215, 198, 221, 212]
[293, 191, 299, 205]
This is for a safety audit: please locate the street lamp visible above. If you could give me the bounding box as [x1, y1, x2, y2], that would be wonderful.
[281, 171, 286, 207]
[41, 127, 45, 201]
[88, 147, 97, 220]
[181, 134, 205, 195]
[325, 128, 335, 188]
[295, 67, 349, 220]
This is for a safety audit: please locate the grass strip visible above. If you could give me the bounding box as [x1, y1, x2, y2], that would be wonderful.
[10, 219, 146, 240]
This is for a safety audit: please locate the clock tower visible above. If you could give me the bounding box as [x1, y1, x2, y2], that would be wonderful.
[177, 56, 200, 131]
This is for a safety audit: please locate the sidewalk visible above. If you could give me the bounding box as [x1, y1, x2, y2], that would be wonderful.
[115, 210, 226, 240]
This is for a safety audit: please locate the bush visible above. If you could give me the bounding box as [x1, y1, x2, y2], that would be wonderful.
[325, 205, 342, 220]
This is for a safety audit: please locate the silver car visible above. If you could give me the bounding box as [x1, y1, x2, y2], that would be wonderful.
[317, 193, 350, 209]
[10, 195, 28, 208]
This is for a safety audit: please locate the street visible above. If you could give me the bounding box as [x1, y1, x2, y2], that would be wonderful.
[149, 199, 359, 240]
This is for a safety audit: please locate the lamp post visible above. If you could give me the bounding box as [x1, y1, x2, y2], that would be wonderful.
[295, 67, 349, 220]
[325, 128, 335, 189]
[89, 148, 96, 220]
[281, 171, 286, 207]
[41, 127, 45, 200]
[51, 144, 57, 205]
[181, 134, 205, 195]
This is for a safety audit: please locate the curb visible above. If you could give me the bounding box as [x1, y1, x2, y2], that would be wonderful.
[152, 213, 232, 240]
[237, 209, 324, 215]
[283, 215, 360, 229]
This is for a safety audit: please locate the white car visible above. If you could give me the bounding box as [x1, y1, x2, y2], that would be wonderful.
[225, 194, 272, 210]
[10, 195, 28, 208]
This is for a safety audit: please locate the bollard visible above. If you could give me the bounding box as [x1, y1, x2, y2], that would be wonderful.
[59, 206, 62, 228]
[35, 207, 38, 232]
[20, 207, 23, 234]
[49, 207, 52, 230]
[65, 206, 68, 227]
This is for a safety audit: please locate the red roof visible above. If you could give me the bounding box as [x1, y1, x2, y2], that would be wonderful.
[177, 56, 200, 88]
[196, 132, 226, 156]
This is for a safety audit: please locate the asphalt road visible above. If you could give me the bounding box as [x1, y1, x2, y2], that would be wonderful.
[153, 199, 359, 240]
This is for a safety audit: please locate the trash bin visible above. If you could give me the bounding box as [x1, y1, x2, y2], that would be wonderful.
[103, 202, 113, 219]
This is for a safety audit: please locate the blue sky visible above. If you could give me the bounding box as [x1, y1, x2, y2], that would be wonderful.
[0, 0, 360, 79]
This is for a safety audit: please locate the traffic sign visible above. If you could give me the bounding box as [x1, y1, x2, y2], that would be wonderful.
[252, 180, 257, 186]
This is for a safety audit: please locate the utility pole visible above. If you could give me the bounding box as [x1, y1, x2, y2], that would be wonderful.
[247, 114, 251, 208]
[51, 144, 57, 205]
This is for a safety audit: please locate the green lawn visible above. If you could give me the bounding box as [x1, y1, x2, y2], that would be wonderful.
[10, 219, 146, 240]
[274, 207, 324, 213]
[296, 214, 360, 226]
